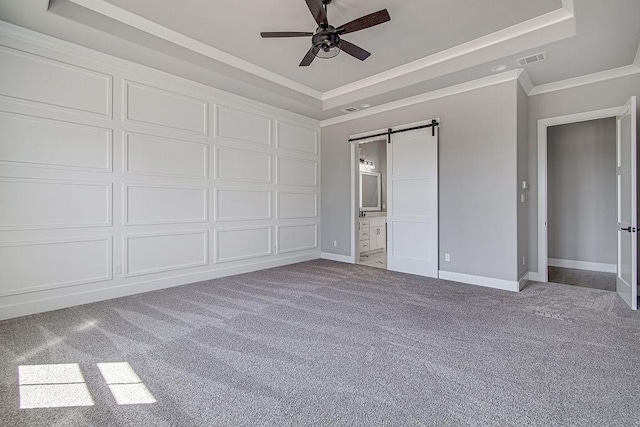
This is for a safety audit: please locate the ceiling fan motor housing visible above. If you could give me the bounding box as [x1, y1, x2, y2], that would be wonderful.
[313, 26, 340, 52]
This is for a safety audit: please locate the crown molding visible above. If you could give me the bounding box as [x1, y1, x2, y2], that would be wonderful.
[529, 64, 640, 96]
[66, 0, 574, 111]
[321, 69, 521, 127]
[517, 69, 534, 95]
[67, 0, 324, 100]
[321, 4, 574, 103]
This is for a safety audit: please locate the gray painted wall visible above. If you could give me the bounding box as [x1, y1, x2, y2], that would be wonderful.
[527, 72, 640, 273]
[359, 139, 387, 212]
[547, 118, 617, 264]
[517, 84, 529, 279]
[321, 80, 520, 281]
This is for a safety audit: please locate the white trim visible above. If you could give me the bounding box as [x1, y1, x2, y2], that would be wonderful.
[322, 4, 574, 102]
[530, 65, 640, 96]
[537, 106, 622, 283]
[548, 258, 616, 274]
[349, 140, 358, 264]
[438, 271, 520, 292]
[0, 252, 320, 321]
[526, 271, 543, 282]
[322, 70, 521, 127]
[518, 272, 530, 291]
[320, 252, 353, 263]
[67, 0, 574, 107]
[66, 0, 322, 100]
[518, 69, 534, 95]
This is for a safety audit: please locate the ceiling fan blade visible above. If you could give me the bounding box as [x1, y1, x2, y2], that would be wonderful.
[299, 46, 319, 66]
[261, 32, 314, 38]
[338, 9, 390, 34]
[339, 39, 371, 61]
[305, 0, 328, 27]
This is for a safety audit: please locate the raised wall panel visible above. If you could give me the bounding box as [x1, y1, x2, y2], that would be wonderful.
[0, 112, 112, 172]
[124, 132, 207, 179]
[277, 224, 318, 254]
[215, 147, 271, 183]
[0, 46, 111, 116]
[277, 192, 318, 219]
[0, 237, 112, 297]
[124, 231, 208, 277]
[0, 179, 111, 230]
[216, 227, 272, 263]
[277, 156, 317, 187]
[125, 81, 207, 134]
[277, 121, 318, 155]
[216, 106, 271, 146]
[215, 189, 271, 222]
[124, 185, 207, 225]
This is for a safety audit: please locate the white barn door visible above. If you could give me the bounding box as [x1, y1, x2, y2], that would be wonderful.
[387, 126, 438, 277]
[616, 96, 637, 310]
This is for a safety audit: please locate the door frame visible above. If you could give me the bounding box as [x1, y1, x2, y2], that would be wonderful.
[349, 119, 434, 265]
[537, 106, 622, 282]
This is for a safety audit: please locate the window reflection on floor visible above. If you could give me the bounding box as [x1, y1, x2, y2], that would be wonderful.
[18, 364, 94, 409]
[18, 362, 156, 409]
[97, 362, 156, 405]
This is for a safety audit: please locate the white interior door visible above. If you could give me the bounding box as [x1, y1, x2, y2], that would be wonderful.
[387, 126, 438, 277]
[616, 96, 637, 310]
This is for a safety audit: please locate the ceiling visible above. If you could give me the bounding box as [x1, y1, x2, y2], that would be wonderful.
[0, 0, 639, 121]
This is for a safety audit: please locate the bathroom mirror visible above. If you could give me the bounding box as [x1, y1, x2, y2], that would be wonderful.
[360, 172, 381, 211]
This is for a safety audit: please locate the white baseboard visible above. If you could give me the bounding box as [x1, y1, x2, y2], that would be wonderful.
[438, 271, 520, 292]
[0, 253, 320, 321]
[525, 271, 544, 282]
[548, 258, 616, 273]
[321, 252, 354, 263]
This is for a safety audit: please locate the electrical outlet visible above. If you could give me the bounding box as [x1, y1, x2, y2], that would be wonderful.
[445, 253, 451, 262]
[520, 194, 525, 203]
[522, 257, 526, 266]
[333, 240, 338, 247]
[522, 180, 528, 190]
[114, 264, 122, 274]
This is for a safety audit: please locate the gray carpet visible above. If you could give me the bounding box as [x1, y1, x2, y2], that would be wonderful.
[1, 260, 640, 426]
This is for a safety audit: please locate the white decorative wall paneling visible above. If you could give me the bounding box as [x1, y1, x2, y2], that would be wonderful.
[0, 111, 112, 172]
[276, 191, 318, 219]
[0, 178, 112, 230]
[214, 188, 272, 222]
[215, 105, 272, 146]
[276, 156, 318, 187]
[0, 23, 320, 321]
[123, 184, 208, 225]
[215, 146, 272, 183]
[123, 230, 209, 277]
[123, 132, 208, 179]
[0, 45, 112, 117]
[215, 226, 273, 263]
[124, 80, 208, 135]
[0, 237, 112, 297]
[276, 121, 318, 155]
[277, 224, 318, 254]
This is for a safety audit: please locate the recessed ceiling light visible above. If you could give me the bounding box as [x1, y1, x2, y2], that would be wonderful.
[360, 104, 371, 108]
[491, 64, 508, 72]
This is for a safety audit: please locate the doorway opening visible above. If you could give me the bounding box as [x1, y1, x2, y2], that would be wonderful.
[349, 119, 440, 278]
[537, 97, 637, 309]
[546, 118, 617, 291]
[357, 138, 388, 269]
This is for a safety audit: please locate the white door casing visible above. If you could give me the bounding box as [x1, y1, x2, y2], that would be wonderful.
[616, 96, 637, 310]
[387, 126, 439, 277]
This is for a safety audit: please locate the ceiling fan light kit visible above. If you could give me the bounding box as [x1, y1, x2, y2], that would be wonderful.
[260, 0, 391, 66]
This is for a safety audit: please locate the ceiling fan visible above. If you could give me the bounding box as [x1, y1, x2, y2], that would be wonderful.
[261, 0, 391, 66]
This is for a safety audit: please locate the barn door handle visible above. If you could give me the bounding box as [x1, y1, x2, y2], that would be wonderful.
[621, 227, 634, 232]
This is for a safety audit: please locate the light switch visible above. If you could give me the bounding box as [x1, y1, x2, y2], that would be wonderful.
[521, 194, 525, 203]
